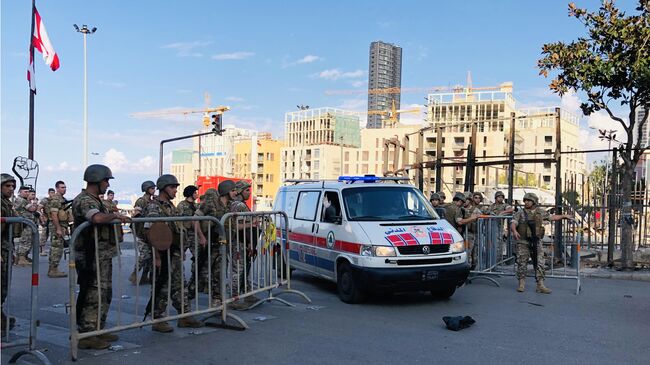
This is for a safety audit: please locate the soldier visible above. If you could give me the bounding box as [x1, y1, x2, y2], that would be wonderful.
[14, 186, 38, 266]
[429, 192, 441, 208]
[129, 181, 156, 285]
[462, 192, 482, 269]
[38, 188, 54, 256]
[103, 190, 123, 244]
[45, 181, 70, 278]
[72, 164, 129, 349]
[1, 173, 19, 335]
[177, 185, 206, 297]
[195, 180, 235, 308]
[469, 192, 485, 214]
[510, 192, 572, 294]
[486, 191, 514, 216]
[443, 192, 466, 232]
[230, 180, 260, 308]
[438, 191, 447, 205]
[144, 174, 203, 333]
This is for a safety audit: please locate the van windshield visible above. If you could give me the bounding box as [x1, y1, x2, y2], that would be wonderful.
[342, 186, 439, 221]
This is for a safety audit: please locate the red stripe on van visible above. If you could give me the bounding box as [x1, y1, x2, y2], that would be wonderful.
[287, 232, 361, 254]
[398, 233, 419, 245]
[386, 235, 405, 246]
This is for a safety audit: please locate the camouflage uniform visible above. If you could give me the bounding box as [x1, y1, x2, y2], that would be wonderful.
[45, 193, 71, 270]
[2, 193, 20, 324]
[462, 203, 482, 269]
[133, 194, 153, 270]
[144, 198, 191, 318]
[14, 195, 38, 258]
[194, 191, 230, 304]
[102, 199, 123, 244]
[38, 197, 50, 251]
[71, 190, 115, 333]
[230, 199, 252, 295]
[486, 201, 513, 257]
[512, 207, 550, 281]
[177, 199, 206, 296]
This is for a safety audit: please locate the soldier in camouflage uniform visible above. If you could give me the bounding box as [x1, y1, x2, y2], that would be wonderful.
[38, 188, 54, 256]
[1, 173, 19, 335]
[144, 175, 203, 333]
[485, 191, 514, 259]
[195, 181, 235, 308]
[129, 181, 156, 285]
[429, 192, 441, 208]
[14, 186, 38, 266]
[45, 181, 70, 278]
[102, 190, 123, 244]
[510, 192, 572, 294]
[230, 180, 260, 308]
[72, 164, 130, 350]
[178, 185, 207, 297]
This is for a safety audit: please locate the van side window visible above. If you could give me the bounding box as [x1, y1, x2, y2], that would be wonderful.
[321, 191, 341, 224]
[295, 191, 321, 221]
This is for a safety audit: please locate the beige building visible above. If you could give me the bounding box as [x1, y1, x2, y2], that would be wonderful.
[170, 149, 195, 206]
[234, 135, 283, 202]
[422, 83, 586, 198]
[281, 108, 361, 180]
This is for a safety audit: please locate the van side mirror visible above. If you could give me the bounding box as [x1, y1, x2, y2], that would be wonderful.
[334, 216, 342, 225]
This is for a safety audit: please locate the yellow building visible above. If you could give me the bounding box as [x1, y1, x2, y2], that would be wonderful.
[234, 135, 283, 205]
[170, 149, 196, 206]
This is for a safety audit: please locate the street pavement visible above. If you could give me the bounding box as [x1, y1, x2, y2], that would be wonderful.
[2, 241, 649, 365]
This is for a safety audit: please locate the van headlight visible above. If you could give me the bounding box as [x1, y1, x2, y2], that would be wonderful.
[373, 246, 396, 257]
[451, 240, 465, 253]
[360, 245, 373, 256]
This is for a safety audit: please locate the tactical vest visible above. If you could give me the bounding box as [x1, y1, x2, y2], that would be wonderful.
[516, 208, 545, 240]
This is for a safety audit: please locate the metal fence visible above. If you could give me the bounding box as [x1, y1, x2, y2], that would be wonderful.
[1, 217, 51, 365]
[467, 215, 582, 295]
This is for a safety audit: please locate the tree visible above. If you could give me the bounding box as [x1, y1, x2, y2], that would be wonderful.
[538, 1, 650, 270]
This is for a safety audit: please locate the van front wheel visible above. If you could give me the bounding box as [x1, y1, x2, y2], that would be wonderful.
[337, 262, 365, 304]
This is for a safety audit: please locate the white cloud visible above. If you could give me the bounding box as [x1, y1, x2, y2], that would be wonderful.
[45, 161, 80, 172]
[338, 98, 367, 111]
[377, 21, 393, 28]
[211, 52, 255, 60]
[313, 69, 364, 81]
[129, 107, 199, 123]
[586, 110, 627, 144]
[103, 148, 156, 173]
[296, 55, 320, 64]
[161, 41, 212, 57]
[350, 80, 366, 88]
[225, 96, 244, 102]
[561, 90, 582, 116]
[98, 80, 126, 88]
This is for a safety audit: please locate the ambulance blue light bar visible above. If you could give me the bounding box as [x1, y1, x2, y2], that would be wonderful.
[338, 175, 380, 182]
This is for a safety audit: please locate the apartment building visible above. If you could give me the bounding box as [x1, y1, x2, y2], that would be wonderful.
[234, 135, 282, 201]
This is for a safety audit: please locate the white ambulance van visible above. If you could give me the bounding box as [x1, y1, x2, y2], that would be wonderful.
[273, 175, 469, 303]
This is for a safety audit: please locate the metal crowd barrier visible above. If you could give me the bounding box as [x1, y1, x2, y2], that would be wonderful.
[1, 217, 51, 365]
[467, 215, 582, 295]
[68, 216, 241, 361]
[218, 211, 311, 327]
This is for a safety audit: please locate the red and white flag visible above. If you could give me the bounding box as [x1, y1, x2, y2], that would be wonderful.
[27, 7, 59, 92]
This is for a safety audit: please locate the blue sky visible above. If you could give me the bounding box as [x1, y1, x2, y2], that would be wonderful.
[1, 0, 638, 201]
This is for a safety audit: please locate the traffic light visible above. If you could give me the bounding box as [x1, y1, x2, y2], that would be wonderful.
[211, 114, 223, 135]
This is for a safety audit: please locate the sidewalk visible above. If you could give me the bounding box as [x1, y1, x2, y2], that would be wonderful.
[580, 267, 650, 282]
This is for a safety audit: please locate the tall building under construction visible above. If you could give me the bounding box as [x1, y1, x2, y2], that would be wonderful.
[367, 41, 402, 129]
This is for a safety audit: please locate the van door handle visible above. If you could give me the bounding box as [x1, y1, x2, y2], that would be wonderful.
[314, 223, 319, 234]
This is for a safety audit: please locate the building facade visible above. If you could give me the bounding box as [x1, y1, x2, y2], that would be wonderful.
[170, 149, 195, 205]
[234, 135, 282, 201]
[367, 41, 402, 129]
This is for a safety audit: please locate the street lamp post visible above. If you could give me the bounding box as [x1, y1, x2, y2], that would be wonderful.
[74, 24, 97, 168]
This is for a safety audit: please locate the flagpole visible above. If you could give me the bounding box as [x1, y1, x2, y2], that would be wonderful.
[28, 0, 36, 160]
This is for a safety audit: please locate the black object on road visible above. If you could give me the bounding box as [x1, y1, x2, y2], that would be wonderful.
[442, 316, 476, 331]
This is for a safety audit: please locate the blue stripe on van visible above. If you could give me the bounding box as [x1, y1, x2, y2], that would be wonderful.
[290, 250, 335, 272]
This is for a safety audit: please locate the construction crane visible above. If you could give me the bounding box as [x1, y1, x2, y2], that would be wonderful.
[130, 92, 230, 126]
[367, 100, 422, 127]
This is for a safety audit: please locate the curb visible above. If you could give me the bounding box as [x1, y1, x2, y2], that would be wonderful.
[581, 271, 650, 282]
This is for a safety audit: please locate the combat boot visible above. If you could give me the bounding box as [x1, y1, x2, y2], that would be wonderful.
[97, 333, 119, 342]
[228, 300, 250, 311]
[47, 267, 67, 278]
[244, 294, 261, 305]
[128, 269, 137, 285]
[15, 256, 30, 267]
[536, 280, 552, 294]
[152, 321, 174, 333]
[517, 279, 525, 292]
[177, 316, 203, 328]
[140, 268, 151, 285]
[78, 336, 111, 350]
[211, 298, 222, 308]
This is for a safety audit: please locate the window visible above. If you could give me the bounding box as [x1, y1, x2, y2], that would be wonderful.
[342, 187, 436, 221]
[544, 149, 552, 155]
[543, 175, 551, 183]
[321, 191, 342, 224]
[362, 151, 369, 161]
[313, 149, 320, 158]
[543, 162, 551, 169]
[295, 191, 321, 221]
[545, 136, 553, 143]
[314, 161, 320, 170]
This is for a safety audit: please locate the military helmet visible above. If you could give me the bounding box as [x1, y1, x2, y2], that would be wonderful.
[156, 174, 180, 190]
[453, 192, 466, 202]
[438, 191, 446, 200]
[495, 190, 505, 199]
[234, 180, 251, 192]
[183, 185, 198, 198]
[472, 192, 483, 200]
[141, 180, 155, 192]
[83, 164, 114, 183]
[1, 173, 16, 185]
[217, 180, 236, 197]
[523, 192, 539, 205]
[464, 191, 473, 200]
[430, 192, 441, 201]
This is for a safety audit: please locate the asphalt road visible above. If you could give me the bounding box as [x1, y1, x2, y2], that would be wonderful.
[2, 243, 649, 365]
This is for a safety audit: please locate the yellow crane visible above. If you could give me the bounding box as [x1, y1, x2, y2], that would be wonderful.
[367, 99, 422, 127]
[129, 92, 230, 126]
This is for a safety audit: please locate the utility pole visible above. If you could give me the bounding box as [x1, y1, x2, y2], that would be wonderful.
[507, 112, 516, 205]
[435, 125, 443, 192]
[554, 107, 563, 260]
